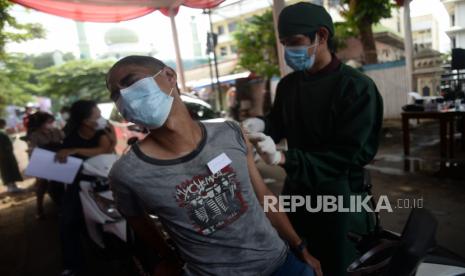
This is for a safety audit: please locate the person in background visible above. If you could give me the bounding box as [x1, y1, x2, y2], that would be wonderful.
[226, 85, 237, 119]
[0, 119, 24, 193]
[27, 111, 65, 219]
[55, 100, 115, 276]
[56, 106, 71, 129]
[245, 2, 383, 275]
[22, 105, 35, 132]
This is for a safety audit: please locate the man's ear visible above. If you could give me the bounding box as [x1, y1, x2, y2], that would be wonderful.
[165, 67, 178, 87]
[317, 27, 329, 46]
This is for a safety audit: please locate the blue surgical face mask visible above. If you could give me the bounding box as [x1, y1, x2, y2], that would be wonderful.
[284, 37, 319, 71]
[116, 70, 174, 129]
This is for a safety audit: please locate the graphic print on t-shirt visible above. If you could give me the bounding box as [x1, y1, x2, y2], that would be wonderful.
[175, 165, 248, 235]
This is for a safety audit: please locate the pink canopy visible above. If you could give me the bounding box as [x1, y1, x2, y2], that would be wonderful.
[10, 0, 225, 92]
[10, 0, 225, 22]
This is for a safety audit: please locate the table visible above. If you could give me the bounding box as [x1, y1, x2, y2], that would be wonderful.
[402, 111, 465, 170]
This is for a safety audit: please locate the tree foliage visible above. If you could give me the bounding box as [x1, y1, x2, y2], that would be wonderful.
[36, 59, 114, 108]
[0, 0, 46, 115]
[333, 21, 357, 51]
[24, 51, 76, 69]
[0, 54, 40, 113]
[0, 56, 114, 115]
[339, 0, 395, 64]
[0, 0, 46, 61]
[233, 10, 279, 79]
[0, 3, 112, 117]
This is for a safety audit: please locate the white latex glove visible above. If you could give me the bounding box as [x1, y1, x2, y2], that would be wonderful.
[242, 117, 265, 134]
[247, 132, 282, 165]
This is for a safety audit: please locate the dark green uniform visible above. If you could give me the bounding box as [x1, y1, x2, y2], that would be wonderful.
[265, 60, 383, 276]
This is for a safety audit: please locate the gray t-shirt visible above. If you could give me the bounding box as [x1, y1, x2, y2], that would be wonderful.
[109, 121, 288, 276]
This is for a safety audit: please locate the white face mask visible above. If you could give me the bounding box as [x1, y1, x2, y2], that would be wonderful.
[95, 117, 108, 130]
[61, 112, 70, 121]
[116, 69, 174, 129]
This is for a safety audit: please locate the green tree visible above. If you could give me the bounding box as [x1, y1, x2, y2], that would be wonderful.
[0, 0, 46, 115]
[0, 0, 46, 61]
[233, 10, 279, 79]
[340, 0, 394, 64]
[333, 21, 357, 52]
[0, 54, 39, 113]
[37, 59, 114, 108]
[25, 51, 76, 69]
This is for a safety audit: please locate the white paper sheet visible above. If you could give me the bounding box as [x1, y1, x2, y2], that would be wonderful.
[25, 148, 83, 184]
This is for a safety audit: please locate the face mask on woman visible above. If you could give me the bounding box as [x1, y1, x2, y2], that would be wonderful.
[45, 122, 55, 130]
[116, 69, 174, 129]
[61, 112, 70, 121]
[95, 117, 108, 131]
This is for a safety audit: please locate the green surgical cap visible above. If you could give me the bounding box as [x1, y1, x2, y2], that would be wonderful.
[278, 2, 335, 39]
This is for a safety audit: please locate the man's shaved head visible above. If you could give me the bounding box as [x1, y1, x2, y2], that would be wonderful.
[106, 55, 167, 100]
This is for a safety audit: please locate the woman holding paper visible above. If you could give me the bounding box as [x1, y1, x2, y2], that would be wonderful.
[55, 100, 115, 276]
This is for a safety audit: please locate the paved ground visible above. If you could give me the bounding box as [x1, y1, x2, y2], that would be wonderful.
[1, 120, 465, 275]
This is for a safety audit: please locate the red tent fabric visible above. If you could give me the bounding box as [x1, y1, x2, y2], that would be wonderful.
[183, 0, 223, 9]
[10, 0, 224, 22]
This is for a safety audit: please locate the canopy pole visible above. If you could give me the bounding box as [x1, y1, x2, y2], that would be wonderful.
[403, 0, 414, 92]
[272, 0, 286, 77]
[169, 8, 187, 92]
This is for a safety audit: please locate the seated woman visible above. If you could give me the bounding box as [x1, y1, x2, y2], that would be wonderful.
[27, 111, 64, 219]
[55, 100, 115, 276]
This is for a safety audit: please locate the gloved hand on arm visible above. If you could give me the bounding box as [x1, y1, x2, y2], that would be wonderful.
[242, 117, 265, 134]
[247, 132, 283, 166]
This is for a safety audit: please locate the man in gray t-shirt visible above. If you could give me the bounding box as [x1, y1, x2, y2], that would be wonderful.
[106, 55, 322, 276]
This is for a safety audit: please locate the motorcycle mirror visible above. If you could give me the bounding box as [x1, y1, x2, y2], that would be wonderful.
[385, 208, 438, 276]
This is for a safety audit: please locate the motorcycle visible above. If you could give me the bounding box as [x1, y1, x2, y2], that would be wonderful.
[78, 139, 163, 275]
[78, 153, 125, 250]
[347, 208, 465, 276]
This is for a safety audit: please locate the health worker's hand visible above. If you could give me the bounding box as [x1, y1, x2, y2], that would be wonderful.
[247, 133, 282, 165]
[241, 117, 265, 134]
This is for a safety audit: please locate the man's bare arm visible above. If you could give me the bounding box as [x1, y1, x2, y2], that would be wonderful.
[241, 129, 323, 276]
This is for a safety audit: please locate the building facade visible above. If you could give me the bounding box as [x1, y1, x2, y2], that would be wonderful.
[211, 0, 341, 59]
[413, 48, 444, 96]
[412, 14, 442, 51]
[442, 0, 465, 48]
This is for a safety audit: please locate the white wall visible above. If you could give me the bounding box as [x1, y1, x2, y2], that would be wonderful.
[456, 1, 465, 27]
[363, 63, 409, 119]
[455, 1, 465, 48]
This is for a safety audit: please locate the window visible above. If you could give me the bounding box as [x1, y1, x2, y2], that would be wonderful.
[230, 45, 237, 54]
[220, 46, 228, 56]
[422, 86, 431, 97]
[217, 25, 225, 35]
[383, 49, 389, 58]
[451, 14, 455, 26]
[452, 37, 456, 49]
[228, 21, 237, 33]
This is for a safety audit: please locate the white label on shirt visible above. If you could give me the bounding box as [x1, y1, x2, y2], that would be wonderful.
[207, 153, 232, 174]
